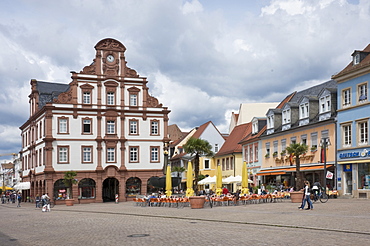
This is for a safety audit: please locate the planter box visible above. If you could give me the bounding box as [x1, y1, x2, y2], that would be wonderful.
[65, 199, 74, 206]
[189, 196, 205, 209]
[290, 191, 304, 203]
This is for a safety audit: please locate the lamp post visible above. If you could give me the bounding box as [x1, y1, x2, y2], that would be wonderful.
[320, 137, 331, 193]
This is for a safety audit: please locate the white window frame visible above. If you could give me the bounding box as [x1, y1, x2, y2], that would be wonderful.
[282, 109, 291, 124]
[130, 147, 139, 162]
[83, 147, 92, 163]
[129, 94, 137, 106]
[151, 121, 159, 135]
[342, 88, 351, 108]
[358, 83, 368, 103]
[107, 148, 115, 162]
[129, 120, 138, 135]
[151, 147, 159, 162]
[342, 124, 352, 148]
[83, 119, 92, 134]
[107, 92, 115, 105]
[59, 118, 68, 134]
[267, 115, 274, 129]
[83, 92, 91, 104]
[58, 147, 68, 163]
[311, 132, 318, 149]
[107, 121, 115, 134]
[358, 120, 368, 146]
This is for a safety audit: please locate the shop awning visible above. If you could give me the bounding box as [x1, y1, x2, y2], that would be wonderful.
[13, 182, 30, 190]
[256, 165, 333, 176]
[257, 171, 286, 176]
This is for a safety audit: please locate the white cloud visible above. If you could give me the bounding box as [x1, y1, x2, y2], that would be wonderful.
[1, 0, 370, 154]
[182, 0, 204, 15]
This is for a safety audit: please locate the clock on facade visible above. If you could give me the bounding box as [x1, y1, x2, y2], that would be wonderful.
[107, 55, 115, 63]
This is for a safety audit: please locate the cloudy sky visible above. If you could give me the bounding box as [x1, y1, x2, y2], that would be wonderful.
[0, 0, 369, 161]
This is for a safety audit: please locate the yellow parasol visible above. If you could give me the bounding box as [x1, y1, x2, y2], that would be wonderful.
[216, 164, 222, 196]
[241, 161, 249, 195]
[165, 165, 172, 197]
[186, 161, 194, 197]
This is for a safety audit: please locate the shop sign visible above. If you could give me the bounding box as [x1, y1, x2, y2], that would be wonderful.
[343, 164, 352, 172]
[339, 149, 370, 159]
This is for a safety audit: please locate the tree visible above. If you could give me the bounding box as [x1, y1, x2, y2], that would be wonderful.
[286, 143, 308, 190]
[63, 171, 78, 199]
[172, 166, 186, 178]
[182, 137, 214, 189]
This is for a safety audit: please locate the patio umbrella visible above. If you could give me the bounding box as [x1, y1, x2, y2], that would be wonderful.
[242, 162, 249, 195]
[186, 161, 194, 197]
[165, 165, 172, 197]
[216, 164, 222, 196]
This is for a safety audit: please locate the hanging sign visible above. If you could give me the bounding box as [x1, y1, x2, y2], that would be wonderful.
[326, 171, 333, 180]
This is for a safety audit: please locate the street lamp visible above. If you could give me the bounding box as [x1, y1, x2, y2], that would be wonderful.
[320, 137, 331, 192]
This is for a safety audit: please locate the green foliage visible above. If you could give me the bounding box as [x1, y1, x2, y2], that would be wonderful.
[63, 171, 78, 199]
[183, 137, 214, 188]
[172, 166, 186, 177]
[286, 143, 309, 190]
[63, 171, 78, 187]
[198, 174, 206, 181]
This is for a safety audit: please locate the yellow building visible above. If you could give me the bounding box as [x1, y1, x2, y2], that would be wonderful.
[258, 80, 337, 190]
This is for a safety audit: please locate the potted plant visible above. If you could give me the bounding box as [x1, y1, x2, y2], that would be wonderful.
[286, 143, 308, 203]
[310, 146, 317, 152]
[265, 153, 270, 158]
[273, 151, 278, 157]
[63, 171, 78, 206]
[281, 150, 286, 156]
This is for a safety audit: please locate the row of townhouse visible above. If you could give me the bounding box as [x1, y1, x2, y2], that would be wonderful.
[179, 44, 370, 198]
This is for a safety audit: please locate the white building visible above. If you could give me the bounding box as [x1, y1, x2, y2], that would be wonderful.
[20, 38, 171, 203]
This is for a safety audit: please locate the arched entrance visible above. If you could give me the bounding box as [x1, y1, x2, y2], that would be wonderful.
[102, 178, 119, 202]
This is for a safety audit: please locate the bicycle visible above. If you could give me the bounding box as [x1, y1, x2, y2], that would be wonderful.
[312, 187, 328, 203]
[205, 194, 213, 208]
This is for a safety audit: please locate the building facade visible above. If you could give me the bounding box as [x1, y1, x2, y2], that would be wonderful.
[20, 38, 171, 203]
[333, 44, 370, 198]
[258, 80, 337, 190]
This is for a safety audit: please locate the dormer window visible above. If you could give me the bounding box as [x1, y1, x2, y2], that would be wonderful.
[319, 95, 331, 113]
[252, 120, 258, 134]
[267, 115, 274, 129]
[353, 53, 360, 65]
[282, 109, 290, 124]
[299, 103, 309, 119]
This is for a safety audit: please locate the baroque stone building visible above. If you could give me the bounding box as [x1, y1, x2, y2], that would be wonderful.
[20, 38, 170, 203]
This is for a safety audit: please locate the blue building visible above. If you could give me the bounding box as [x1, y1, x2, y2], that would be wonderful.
[332, 44, 370, 198]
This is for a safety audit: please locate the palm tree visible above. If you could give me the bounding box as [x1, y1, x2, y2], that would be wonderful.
[172, 166, 186, 178]
[63, 171, 78, 199]
[286, 143, 308, 190]
[182, 137, 214, 189]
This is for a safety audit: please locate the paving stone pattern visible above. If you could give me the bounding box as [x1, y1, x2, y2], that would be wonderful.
[0, 198, 369, 246]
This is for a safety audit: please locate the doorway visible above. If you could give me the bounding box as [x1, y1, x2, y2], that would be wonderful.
[102, 178, 119, 202]
[344, 172, 353, 195]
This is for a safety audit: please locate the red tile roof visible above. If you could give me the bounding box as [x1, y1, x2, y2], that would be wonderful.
[215, 122, 252, 156]
[332, 44, 370, 79]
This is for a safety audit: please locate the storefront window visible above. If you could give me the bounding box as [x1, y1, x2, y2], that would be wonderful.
[126, 177, 141, 196]
[358, 163, 370, 189]
[54, 179, 68, 200]
[78, 178, 96, 199]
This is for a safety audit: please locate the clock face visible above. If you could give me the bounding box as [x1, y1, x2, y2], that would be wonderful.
[107, 55, 115, 63]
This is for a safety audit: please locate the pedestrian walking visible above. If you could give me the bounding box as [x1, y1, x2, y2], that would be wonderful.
[35, 194, 41, 208]
[298, 181, 313, 210]
[17, 192, 22, 207]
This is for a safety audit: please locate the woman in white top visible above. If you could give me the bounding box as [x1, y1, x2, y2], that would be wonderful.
[299, 181, 313, 210]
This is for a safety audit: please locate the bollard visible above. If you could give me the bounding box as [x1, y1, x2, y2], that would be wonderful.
[115, 194, 119, 204]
